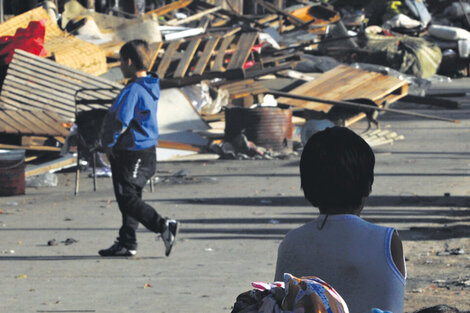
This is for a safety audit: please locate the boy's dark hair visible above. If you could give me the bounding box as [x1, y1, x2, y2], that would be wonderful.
[120, 39, 151, 71]
[300, 126, 375, 212]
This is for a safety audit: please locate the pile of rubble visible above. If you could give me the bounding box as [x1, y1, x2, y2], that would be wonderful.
[0, 0, 464, 185]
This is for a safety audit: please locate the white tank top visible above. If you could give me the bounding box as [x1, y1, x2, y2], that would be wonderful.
[275, 214, 406, 313]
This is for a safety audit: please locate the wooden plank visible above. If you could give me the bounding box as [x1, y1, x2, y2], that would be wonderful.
[0, 95, 74, 120]
[148, 41, 163, 72]
[173, 38, 202, 78]
[0, 111, 20, 133]
[9, 59, 120, 100]
[144, 0, 193, 16]
[156, 40, 181, 78]
[212, 35, 235, 71]
[158, 140, 201, 152]
[35, 111, 69, 136]
[26, 154, 77, 177]
[227, 32, 258, 70]
[0, 143, 62, 152]
[1, 86, 76, 116]
[0, 50, 122, 120]
[14, 50, 122, 90]
[15, 111, 59, 136]
[166, 6, 223, 26]
[7, 62, 118, 101]
[3, 110, 44, 134]
[16, 111, 67, 137]
[192, 36, 220, 75]
[3, 79, 76, 110]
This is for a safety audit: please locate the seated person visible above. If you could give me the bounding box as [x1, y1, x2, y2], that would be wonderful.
[274, 126, 406, 313]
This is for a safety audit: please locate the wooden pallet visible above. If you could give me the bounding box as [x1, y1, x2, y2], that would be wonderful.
[0, 49, 123, 121]
[152, 31, 259, 80]
[275, 64, 409, 112]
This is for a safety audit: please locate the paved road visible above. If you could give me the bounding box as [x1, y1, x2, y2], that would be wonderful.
[1, 79, 469, 313]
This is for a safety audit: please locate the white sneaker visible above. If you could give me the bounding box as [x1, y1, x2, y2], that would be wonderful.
[162, 219, 179, 257]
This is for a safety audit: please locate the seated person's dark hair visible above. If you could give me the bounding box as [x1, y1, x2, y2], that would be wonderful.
[414, 305, 467, 313]
[300, 126, 375, 213]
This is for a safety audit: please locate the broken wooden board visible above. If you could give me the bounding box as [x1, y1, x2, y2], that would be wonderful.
[0, 49, 123, 121]
[0, 7, 107, 75]
[361, 128, 405, 147]
[275, 64, 408, 112]
[25, 153, 77, 177]
[219, 79, 268, 98]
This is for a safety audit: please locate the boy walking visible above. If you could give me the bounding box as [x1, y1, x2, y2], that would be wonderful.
[99, 39, 179, 257]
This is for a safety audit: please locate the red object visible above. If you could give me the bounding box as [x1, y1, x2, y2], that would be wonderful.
[0, 19, 47, 65]
[251, 44, 263, 54]
[243, 60, 255, 69]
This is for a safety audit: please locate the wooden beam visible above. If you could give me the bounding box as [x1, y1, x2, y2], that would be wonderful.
[192, 36, 220, 75]
[156, 40, 181, 78]
[148, 41, 163, 72]
[212, 35, 235, 71]
[0, 143, 61, 152]
[144, 0, 193, 16]
[174, 38, 202, 78]
[26, 154, 77, 177]
[227, 32, 258, 70]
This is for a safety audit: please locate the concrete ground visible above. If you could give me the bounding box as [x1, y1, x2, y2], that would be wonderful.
[1, 79, 470, 313]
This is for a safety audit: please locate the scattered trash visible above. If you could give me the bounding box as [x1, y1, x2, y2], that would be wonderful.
[0, 0, 466, 192]
[63, 238, 78, 245]
[16, 274, 27, 279]
[268, 219, 280, 224]
[1, 250, 15, 254]
[26, 172, 58, 187]
[47, 239, 58, 246]
[204, 248, 214, 252]
[437, 247, 464, 256]
[173, 169, 188, 177]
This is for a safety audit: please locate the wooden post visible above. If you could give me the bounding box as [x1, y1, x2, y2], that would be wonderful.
[274, 0, 283, 9]
[86, 0, 95, 10]
[224, 0, 243, 13]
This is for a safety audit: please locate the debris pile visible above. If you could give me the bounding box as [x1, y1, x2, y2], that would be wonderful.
[0, 0, 464, 191]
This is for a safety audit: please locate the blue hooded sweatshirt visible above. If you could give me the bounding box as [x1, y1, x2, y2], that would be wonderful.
[101, 74, 160, 151]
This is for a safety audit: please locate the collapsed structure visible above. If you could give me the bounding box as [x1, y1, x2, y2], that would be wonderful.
[0, 0, 465, 192]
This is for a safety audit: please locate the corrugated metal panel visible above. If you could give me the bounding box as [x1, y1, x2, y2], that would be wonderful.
[0, 109, 69, 137]
[0, 49, 123, 121]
